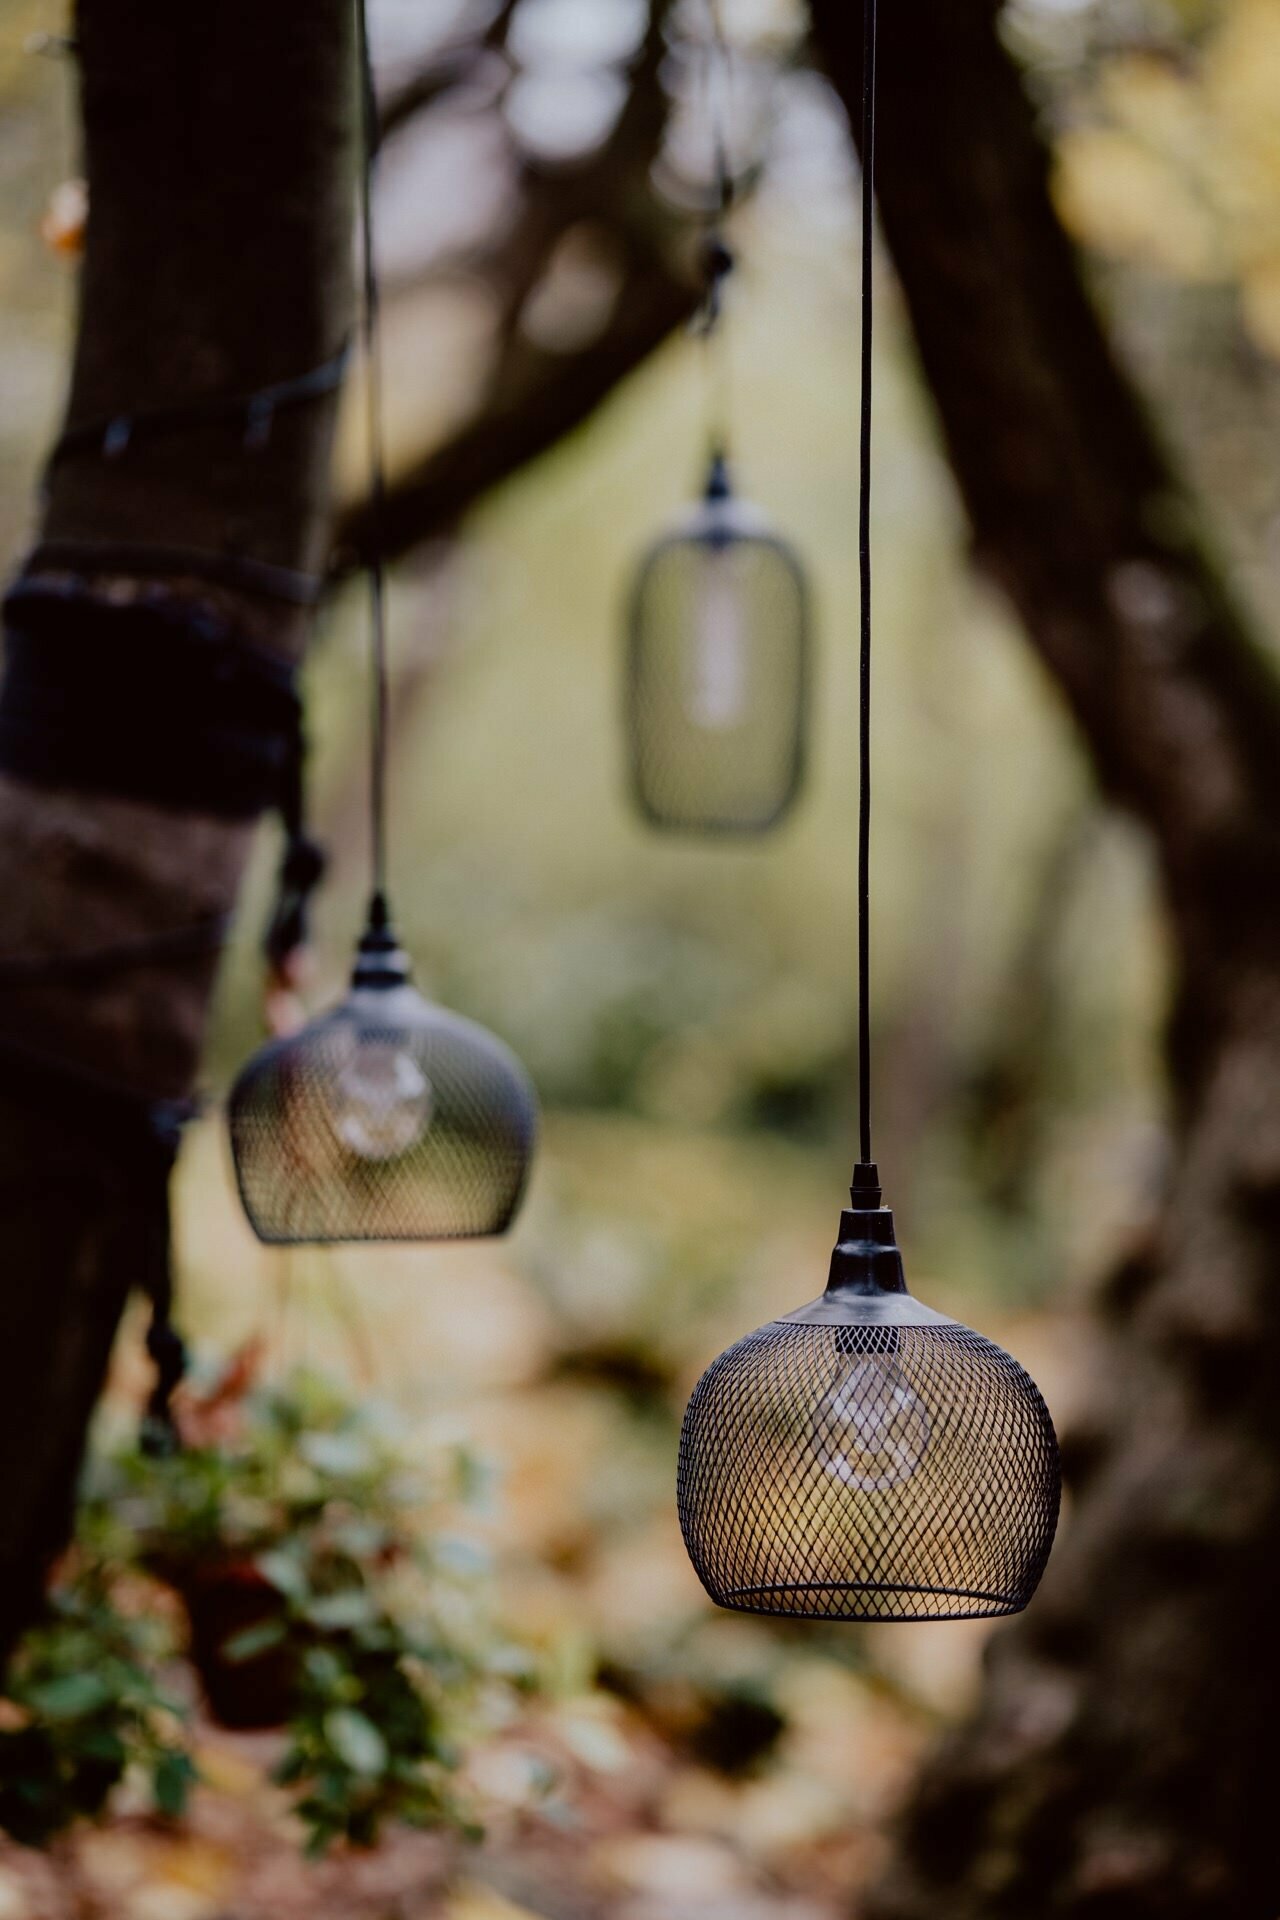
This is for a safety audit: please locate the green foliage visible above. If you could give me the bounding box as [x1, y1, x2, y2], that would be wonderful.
[84, 1368, 438, 1575]
[0, 1566, 192, 1847]
[280, 1638, 476, 1855]
[2, 1368, 527, 1857]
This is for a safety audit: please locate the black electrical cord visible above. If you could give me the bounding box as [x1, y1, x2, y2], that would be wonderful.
[356, 0, 392, 924]
[854, 0, 878, 1200]
[46, 343, 351, 471]
[706, 0, 731, 211]
[699, 0, 735, 467]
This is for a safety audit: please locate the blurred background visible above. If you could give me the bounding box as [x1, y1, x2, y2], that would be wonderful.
[3, 0, 1279, 1913]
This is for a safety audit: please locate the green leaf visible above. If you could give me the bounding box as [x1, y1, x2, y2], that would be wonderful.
[152, 1749, 197, 1818]
[23, 1672, 114, 1721]
[78, 1726, 131, 1762]
[302, 1647, 344, 1690]
[222, 1617, 289, 1664]
[255, 1550, 309, 1599]
[322, 1708, 388, 1777]
[304, 1589, 378, 1631]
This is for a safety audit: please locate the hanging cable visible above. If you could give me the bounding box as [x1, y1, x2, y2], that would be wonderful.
[853, 0, 878, 1198]
[698, 0, 735, 471]
[356, 0, 391, 922]
[46, 344, 351, 472]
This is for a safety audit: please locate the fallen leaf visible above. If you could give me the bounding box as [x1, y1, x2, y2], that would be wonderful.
[591, 1833, 754, 1899]
[443, 1884, 546, 1920]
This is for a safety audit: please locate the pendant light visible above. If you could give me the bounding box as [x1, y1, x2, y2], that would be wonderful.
[228, 1, 537, 1246]
[676, 0, 1061, 1620]
[625, 2, 810, 835]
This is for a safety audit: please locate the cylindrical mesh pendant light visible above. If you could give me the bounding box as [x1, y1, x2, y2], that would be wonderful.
[676, 0, 1061, 1621]
[624, 4, 810, 835]
[627, 452, 809, 833]
[227, 1, 537, 1246]
[678, 1193, 1059, 1620]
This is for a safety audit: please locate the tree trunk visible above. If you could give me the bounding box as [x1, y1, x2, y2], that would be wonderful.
[806, 3, 1280, 1914]
[0, 0, 353, 1654]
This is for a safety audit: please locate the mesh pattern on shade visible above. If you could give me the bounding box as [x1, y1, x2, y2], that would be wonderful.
[627, 519, 808, 833]
[228, 983, 538, 1245]
[678, 1321, 1060, 1621]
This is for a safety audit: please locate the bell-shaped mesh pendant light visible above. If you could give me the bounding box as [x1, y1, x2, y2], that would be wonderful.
[627, 450, 809, 833]
[229, 905, 536, 1244]
[677, 0, 1061, 1620]
[678, 1178, 1060, 1620]
[228, 0, 537, 1246]
[625, 3, 809, 836]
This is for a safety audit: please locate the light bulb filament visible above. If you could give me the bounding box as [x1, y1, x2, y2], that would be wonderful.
[812, 1355, 931, 1492]
[330, 1032, 433, 1162]
[687, 555, 749, 730]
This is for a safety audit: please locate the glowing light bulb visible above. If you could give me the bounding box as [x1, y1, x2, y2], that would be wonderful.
[812, 1353, 932, 1491]
[329, 1032, 433, 1162]
[687, 554, 749, 730]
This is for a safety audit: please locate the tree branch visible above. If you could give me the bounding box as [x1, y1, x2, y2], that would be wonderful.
[335, 262, 694, 566]
[333, 0, 700, 565]
[377, 0, 519, 145]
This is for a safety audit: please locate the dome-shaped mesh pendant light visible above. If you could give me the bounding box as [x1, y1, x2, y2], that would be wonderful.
[678, 1180, 1059, 1620]
[677, 0, 1061, 1620]
[228, 0, 537, 1245]
[625, 3, 809, 835]
[627, 450, 809, 833]
[229, 904, 536, 1244]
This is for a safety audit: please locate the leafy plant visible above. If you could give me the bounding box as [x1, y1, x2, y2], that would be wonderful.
[0, 1564, 193, 1846]
[280, 1634, 480, 1854]
[2, 1361, 528, 1856]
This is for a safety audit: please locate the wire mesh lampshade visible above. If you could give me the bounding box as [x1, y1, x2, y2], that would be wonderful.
[626, 453, 809, 833]
[678, 1199, 1060, 1621]
[229, 916, 538, 1245]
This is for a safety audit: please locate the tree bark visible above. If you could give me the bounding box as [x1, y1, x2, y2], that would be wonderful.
[805, 3, 1280, 1915]
[0, 0, 353, 1652]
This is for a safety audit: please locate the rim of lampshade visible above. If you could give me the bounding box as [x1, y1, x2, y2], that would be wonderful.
[707, 1580, 1034, 1623]
[672, 491, 781, 549]
[225, 989, 539, 1098]
[779, 1293, 958, 1328]
[776, 1202, 958, 1327]
[634, 492, 809, 571]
